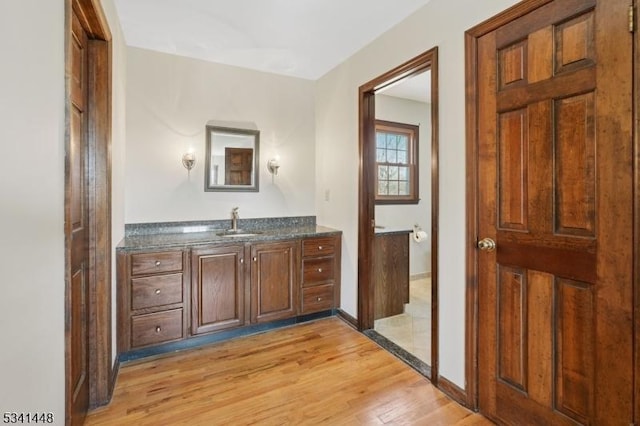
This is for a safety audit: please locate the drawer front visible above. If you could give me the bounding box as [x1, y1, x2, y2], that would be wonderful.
[131, 309, 183, 348]
[131, 251, 183, 276]
[303, 237, 336, 257]
[302, 257, 334, 286]
[131, 273, 183, 310]
[301, 284, 334, 314]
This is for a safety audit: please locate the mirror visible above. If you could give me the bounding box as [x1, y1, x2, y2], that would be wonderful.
[205, 125, 260, 192]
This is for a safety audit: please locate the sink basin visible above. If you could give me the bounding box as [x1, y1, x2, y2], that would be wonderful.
[217, 230, 262, 238]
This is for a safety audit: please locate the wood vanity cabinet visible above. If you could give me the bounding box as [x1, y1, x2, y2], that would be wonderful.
[191, 244, 246, 335]
[117, 249, 189, 352]
[118, 232, 341, 355]
[300, 235, 341, 314]
[373, 232, 409, 320]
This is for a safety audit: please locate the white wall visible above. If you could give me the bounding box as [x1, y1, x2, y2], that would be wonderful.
[315, 0, 519, 388]
[101, 0, 127, 367]
[125, 47, 316, 223]
[375, 94, 431, 276]
[0, 0, 66, 419]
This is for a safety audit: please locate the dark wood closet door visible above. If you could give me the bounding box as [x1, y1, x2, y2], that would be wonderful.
[475, 0, 633, 424]
[67, 10, 90, 425]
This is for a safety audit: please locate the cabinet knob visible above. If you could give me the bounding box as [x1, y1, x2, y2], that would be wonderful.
[155, 289, 161, 295]
[318, 246, 323, 250]
[318, 268, 323, 272]
[240, 258, 244, 264]
[155, 260, 161, 267]
[317, 297, 322, 302]
[155, 326, 161, 333]
[253, 257, 257, 262]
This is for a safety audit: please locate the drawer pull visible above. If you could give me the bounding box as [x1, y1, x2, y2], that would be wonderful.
[155, 260, 161, 267]
[155, 326, 162, 333]
[318, 268, 323, 272]
[318, 246, 323, 250]
[155, 289, 161, 295]
[317, 297, 322, 302]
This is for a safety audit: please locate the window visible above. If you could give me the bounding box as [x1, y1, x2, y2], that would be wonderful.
[375, 120, 419, 204]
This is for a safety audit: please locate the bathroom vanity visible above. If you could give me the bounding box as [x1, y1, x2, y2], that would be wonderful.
[116, 217, 341, 358]
[373, 229, 410, 320]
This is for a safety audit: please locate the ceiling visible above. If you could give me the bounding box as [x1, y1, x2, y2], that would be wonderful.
[378, 71, 431, 103]
[113, 0, 432, 80]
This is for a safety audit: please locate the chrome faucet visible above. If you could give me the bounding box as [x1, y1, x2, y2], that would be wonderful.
[231, 207, 239, 232]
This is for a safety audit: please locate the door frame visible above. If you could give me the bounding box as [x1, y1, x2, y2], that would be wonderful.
[64, 0, 113, 417]
[465, 0, 639, 412]
[357, 47, 439, 382]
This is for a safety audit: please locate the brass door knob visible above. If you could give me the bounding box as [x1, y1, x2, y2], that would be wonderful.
[477, 238, 496, 252]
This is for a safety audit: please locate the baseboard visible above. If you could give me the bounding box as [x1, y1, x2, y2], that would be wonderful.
[438, 375, 468, 407]
[109, 355, 120, 401]
[336, 308, 358, 329]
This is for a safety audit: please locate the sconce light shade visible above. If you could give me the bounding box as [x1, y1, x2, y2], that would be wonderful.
[267, 158, 280, 175]
[182, 152, 196, 171]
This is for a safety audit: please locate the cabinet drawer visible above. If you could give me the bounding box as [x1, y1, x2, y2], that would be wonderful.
[301, 284, 334, 314]
[131, 309, 183, 348]
[131, 251, 183, 276]
[303, 237, 336, 257]
[131, 273, 183, 310]
[302, 257, 334, 286]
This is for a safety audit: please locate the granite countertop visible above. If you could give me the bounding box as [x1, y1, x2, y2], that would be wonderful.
[374, 227, 412, 236]
[117, 216, 341, 251]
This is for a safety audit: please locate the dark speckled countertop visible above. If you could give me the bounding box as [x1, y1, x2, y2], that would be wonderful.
[117, 216, 341, 251]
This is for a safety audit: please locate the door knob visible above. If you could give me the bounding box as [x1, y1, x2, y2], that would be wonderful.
[477, 237, 496, 252]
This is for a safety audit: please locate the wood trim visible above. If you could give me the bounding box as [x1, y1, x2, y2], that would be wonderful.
[634, 0, 640, 421]
[65, 0, 113, 418]
[464, 0, 569, 412]
[438, 375, 468, 408]
[72, 0, 112, 40]
[465, 0, 553, 38]
[336, 309, 358, 329]
[358, 87, 376, 332]
[430, 48, 440, 387]
[358, 47, 439, 383]
[464, 30, 480, 410]
[87, 35, 112, 407]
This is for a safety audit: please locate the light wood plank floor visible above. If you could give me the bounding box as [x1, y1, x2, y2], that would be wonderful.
[86, 318, 491, 425]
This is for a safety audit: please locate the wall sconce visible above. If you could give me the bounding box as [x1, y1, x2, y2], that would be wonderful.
[267, 157, 280, 176]
[182, 151, 196, 172]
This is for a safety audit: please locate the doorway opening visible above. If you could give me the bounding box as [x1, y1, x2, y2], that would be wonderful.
[358, 48, 438, 381]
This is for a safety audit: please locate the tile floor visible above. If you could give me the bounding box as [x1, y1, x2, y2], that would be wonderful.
[373, 277, 431, 364]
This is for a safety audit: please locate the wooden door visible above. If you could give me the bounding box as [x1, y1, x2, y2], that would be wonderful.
[67, 11, 90, 425]
[475, 0, 633, 424]
[225, 148, 253, 185]
[251, 241, 299, 323]
[191, 245, 246, 334]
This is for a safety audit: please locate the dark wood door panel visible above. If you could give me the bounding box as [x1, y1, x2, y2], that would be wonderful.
[191, 245, 245, 334]
[251, 240, 300, 323]
[474, 0, 633, 423]
[67, 10, 90, 425]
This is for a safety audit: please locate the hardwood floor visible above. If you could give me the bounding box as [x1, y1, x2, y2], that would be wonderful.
[86, 318, 491, 425]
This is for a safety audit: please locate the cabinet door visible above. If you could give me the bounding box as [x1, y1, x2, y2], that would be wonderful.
[250, 240, 300, 323]
[192, 245, 246, 334]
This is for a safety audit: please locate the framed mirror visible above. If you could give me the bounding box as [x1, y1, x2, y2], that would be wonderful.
[205, 125, 260, 192]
